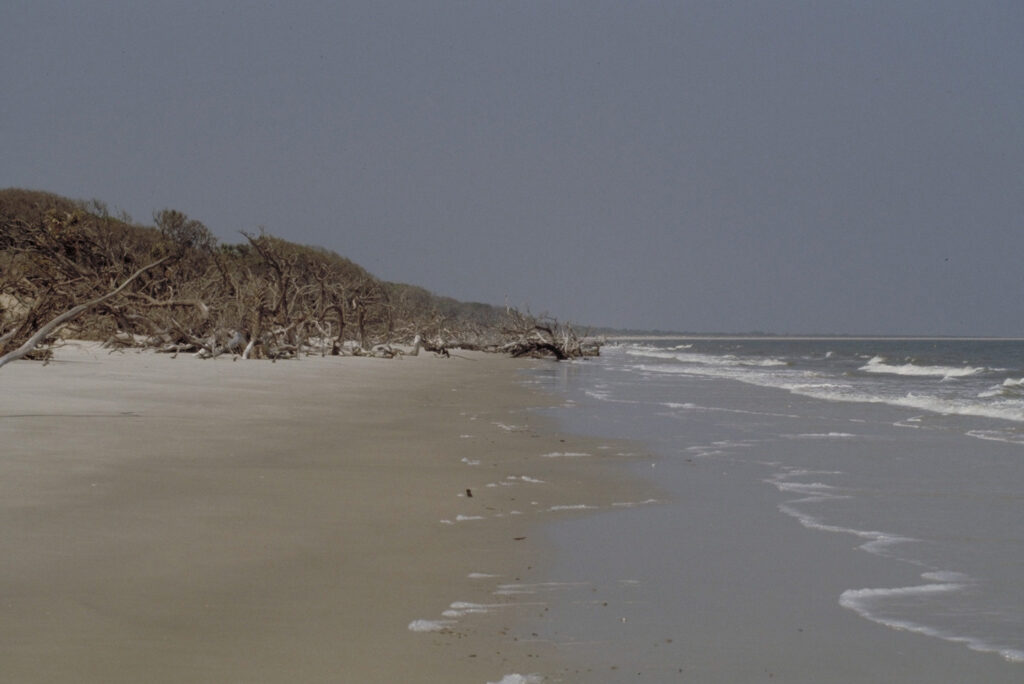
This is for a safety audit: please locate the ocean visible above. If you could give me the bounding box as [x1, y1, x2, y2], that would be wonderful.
[524, 338, 1024, 681]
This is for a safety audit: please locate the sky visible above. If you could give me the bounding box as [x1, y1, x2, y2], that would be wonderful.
[2, 1, 1023, 335]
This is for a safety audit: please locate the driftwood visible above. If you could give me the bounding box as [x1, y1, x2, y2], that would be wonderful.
[0, 256, 171, 370]
[497, 309, 600, 360]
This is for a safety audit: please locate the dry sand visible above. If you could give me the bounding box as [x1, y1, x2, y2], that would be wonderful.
[0, 343, 651, 683]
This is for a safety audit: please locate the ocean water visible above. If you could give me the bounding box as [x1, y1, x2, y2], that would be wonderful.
[527, 338, 1024, 680]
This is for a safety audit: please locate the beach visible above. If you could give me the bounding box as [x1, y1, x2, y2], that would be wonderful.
[0, 343, 651, 683]
[7, 339, 1024, 683]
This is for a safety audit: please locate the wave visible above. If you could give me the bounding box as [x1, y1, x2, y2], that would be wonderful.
[978, 378, 1024, 399]
[860, 356, 985, 379]
[771, 472, 1024, 663]
[625, 348, 788, 367]
[769, 466, 1024, 664]
[626, 359, 1024, 424]
[965, 429, 1024, 446]
[783, 387, 1024, 424]
[767, 468, 915, 556]
[878, 393, 1024, 423]
[840, 574, 1024, 663]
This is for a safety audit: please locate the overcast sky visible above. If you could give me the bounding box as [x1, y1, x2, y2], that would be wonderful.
[3, 1, 1023, 335]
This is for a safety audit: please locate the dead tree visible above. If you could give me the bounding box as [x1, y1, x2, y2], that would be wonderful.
[3, 190, 601, 364]
[1, 209, 168, 356]
[0, 256, 171, 370]
[498, 309, 600, 360]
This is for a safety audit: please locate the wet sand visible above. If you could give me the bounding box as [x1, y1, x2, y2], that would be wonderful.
[523, 362, 1024, 682]
[0, 343, 651, 683]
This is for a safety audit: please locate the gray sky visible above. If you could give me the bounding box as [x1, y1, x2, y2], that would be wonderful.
[3, 1, 1023, 335]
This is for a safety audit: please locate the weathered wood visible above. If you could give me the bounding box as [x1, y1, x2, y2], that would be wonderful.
[496, 309, 599, 361]
[0, 256, 171, 370]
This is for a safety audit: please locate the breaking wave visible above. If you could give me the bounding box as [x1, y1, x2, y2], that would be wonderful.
[860, 356, 986, 379]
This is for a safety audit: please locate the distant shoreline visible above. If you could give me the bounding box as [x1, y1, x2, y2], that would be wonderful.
[601, 334, 1024, 342]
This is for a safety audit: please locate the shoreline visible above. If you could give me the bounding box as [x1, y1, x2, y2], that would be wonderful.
[526, 345, 1024, 682]
[603, 335, 1024, 342]
[0, 343, 654, 682]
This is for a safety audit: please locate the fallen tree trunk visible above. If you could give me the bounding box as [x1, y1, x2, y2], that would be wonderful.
[0, 256, 171, 371]
[497, 311, 599, 361]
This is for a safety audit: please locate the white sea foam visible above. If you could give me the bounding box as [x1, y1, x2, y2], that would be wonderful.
[979, 377, 1024, 398]
[492, 587, 537, 596]
[921, 570, 972, 583]
[777, 503, 916, 555]
[408, 619, 454, 632]
[769, 469, 913, 555]
[780, 468, 844, 477]
[839, 579, 966, 615]
[884, 393, 1024, 423]
[508, 475, 545, 483]
[494, 581, 589, 596]
[839, 575, 1024, 663]
[548, 504, 596, 511]
[772, 482, 843, 496]
[611, 498, 659, 507]
[624, 349, 680, 361]
[487, 674, 543, 684]
[860, 356, 985, 379]
[626, 348, 1024, 423]
[663, 401, 699, 409]
[441, 601, 508, 618]
[439, 514, 483, 522]
[492, 422, 526, 431]
[540, 451, 590, 458]
[797, 375, 1023, 423]
[593, 343, 1024, 665]
[965, 429, 1024, 446]
[713, 440, 753, 448]
[785, 432, 857, 439]
[627, 348, 788, 367]
[468, 572, 501, 579]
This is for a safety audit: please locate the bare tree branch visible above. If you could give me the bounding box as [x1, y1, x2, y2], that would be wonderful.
[0, 256, 171, 370]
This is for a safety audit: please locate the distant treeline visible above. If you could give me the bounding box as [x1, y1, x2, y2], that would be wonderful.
[0, 188, 593, 361]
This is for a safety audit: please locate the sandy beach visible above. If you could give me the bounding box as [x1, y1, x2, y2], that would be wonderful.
[0, 344, 652, 683]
